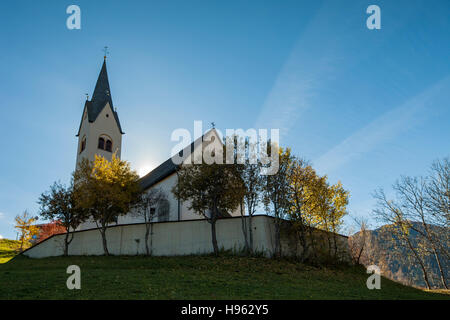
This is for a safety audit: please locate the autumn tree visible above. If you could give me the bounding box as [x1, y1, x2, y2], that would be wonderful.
[263, 146, 292, 258]
[319, 181, 349, 258]
[172, 144, 245, 255]
[373, 188, 433, 289]
[14, 210, 39, 251]
[132, 188, 167, 255]
[73, 153, 141, 256]
[38, 181, 88, 256]
[240, 149, 264, 254]
[372, 157, 450, 289]
[286, 157, 320, 261]
[37, 221, 66, 243]
[227, 135, 264, 254]
[394, 176, 447, 288]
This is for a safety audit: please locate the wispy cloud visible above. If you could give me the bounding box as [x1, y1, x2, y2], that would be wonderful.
[314, 76, 450, 174]
[0, 234, 3, 239]
[254, 1, 377, 138]
[254, 4, 342, 137]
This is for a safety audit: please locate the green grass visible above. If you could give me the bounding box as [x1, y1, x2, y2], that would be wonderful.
[0, 239, 22, 264]
[0, 254, 448, 300]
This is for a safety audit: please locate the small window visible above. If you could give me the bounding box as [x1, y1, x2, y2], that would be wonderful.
[98, 137, 105, 150]
[80, 137, 86, 154]
[105, 140, 112, 152]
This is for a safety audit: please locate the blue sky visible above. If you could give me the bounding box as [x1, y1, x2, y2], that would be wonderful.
[0, 0, 449, 239]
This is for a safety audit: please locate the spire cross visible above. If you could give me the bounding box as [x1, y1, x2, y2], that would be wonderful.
[103, 46, 109, 59]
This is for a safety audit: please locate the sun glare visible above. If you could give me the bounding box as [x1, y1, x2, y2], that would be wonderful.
[137, 164, 154, 177]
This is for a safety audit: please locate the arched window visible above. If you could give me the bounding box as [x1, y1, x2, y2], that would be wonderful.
[105, 139, 112, 152]
[98, 137, 105, 150]
[80, 137, 86, 154]
[158, 199, 170, 222]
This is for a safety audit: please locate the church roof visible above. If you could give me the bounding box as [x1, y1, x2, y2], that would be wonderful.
[77, 59, 124, 136]
[139, 157, 179, 190]
[139, 130, 217, 190]
[139, 142, 195, 190]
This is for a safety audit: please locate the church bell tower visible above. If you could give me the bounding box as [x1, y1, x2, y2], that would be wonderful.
[75, 57, 124, 169]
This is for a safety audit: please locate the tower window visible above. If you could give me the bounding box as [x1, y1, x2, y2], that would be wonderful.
[98, 137, 105, 150]
[98, 135, 113, 152]
[105, 140, 112, 152]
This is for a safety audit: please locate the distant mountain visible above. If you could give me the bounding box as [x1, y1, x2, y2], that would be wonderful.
[350, 222, 449, 289]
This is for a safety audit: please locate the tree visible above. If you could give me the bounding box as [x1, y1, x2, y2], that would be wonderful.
[73, 153, 141, 256]
[37, 221, 66, 243]
[425, 158, 450, 262]
[372, 157, 449, 289]
[285, 157, 349, 262]
[263, 146, 292, 258]
[240, 148, 264, 254]
[38, 181, 88, 256]
[172, 145, 245, 255]
[348, 216, 371, 265]
[373, 188, 433, 289]
[14, 211, 39, 251]
[322, 181, 349, 258]
[228, 135, 264, 254]
[133, 188, 167, 255]
[286, 157, 320, 261]
[390, 175, 448, 289]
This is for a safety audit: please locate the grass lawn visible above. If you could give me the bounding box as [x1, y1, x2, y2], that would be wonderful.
[0, 253, 448, 300]
[0, 239, 22, 264]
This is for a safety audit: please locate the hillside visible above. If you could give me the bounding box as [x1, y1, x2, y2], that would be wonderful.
[0, 254, 448, 299]
[0, 239, 21, 264]
[350, 222, 449, 289]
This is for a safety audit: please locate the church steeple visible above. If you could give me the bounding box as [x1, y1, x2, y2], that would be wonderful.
[75, 57, 124, 168]
[90, 59, 114, 117]
[76, 59, 124, 137]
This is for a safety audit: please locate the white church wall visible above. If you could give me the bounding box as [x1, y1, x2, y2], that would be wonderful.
[23, 216, 351, 260]
[23, 216, 277, 258]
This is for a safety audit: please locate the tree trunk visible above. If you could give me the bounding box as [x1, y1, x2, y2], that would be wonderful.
[64, 231, 70, 256]
[431, 246, 448, 289]
[405, 235, 431, 289]
[211, 219, 219, 256]
[240, 201, 249, 254]
[145, 224, 150, 255]
[333, 231, 338, 259]
[297, 219, 309, 262]
[274, 220, 281, 258]
[150, 223, 154, 256]
[248, 213, 254, 254]
[100, 226, 109, 256]
[422, 222, 448, 289]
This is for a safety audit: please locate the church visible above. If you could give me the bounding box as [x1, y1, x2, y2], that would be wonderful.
[22, 58, 350, 259]
[75, 58, 240, 231]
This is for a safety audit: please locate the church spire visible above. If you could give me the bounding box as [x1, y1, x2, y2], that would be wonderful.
[76, 58, 124, 137]
[91, 59, 113, 113]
